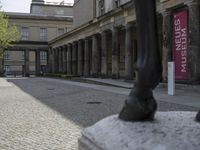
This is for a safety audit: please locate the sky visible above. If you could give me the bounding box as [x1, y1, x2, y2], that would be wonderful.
[1, 0, 74, 13]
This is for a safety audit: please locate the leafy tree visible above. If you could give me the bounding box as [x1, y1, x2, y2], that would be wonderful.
[0, 3, 20, 75]
[0, 12, 19, 58]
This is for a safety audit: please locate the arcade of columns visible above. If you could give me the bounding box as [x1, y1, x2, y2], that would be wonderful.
[25, 49, 41, 77]
[8, 48, 45, 77]
[48, 0, 200, 82]
[48, 22, 137, 80]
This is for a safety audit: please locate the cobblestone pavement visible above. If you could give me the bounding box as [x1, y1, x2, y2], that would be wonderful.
[0, 77, 199, 150]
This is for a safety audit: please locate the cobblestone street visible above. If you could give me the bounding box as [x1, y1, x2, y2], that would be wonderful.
[0, 77, 198, 150]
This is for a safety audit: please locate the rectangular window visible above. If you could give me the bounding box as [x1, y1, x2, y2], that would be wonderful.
[40, 51, 47, 61]
[21, 27, 29, 40]
[40, 28, 47, 41]
[98, 0, 105, 16]
[58, 28, 64, 36]
[4, 51, 10, 60]
[4, 65, 10, 72]
[22, 51, 24, 60]
[114, 0, 120, 8]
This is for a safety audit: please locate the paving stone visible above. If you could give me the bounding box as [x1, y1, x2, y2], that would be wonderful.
[0, 77, 198, 149]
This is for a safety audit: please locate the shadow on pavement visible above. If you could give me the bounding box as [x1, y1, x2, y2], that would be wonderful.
[6, 77, 125, 128]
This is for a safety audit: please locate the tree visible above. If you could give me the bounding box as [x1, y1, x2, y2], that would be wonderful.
[0, 12, 19, 58]
[0, 10, 19, 75]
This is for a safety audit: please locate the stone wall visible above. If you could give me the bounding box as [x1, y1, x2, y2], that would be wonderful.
[30, 4, 73, 16]
[73, 0, 95, 28]
[7, 13, 73, 42]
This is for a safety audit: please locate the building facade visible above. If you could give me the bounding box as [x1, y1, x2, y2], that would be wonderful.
[3, 0, 73, 76]
[48, 0, 200, 84]
[30, 0, 73, 16]
[2, 0, 200, 84]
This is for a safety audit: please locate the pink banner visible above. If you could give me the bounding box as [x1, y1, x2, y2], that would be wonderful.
[172, 9, 188, 80]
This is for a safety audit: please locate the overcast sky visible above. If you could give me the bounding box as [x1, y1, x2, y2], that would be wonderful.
[1, 0, 74, 13]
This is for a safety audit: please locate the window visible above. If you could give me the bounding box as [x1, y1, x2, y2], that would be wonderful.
[58, 28, 64, 36]
[22, 51, 25, 60]
[40, 28, 47, 41]
[21, 27, 29, 40]
[4, 51, 9, 60]
[98, 0, 105, 16]
[4, 65, 10, 72]
[114, 0, 120, 8]
[40, 51, 47, 61]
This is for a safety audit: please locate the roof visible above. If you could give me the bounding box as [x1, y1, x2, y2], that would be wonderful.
[32, 3, 73, 7]
[5, 12, 73, 21]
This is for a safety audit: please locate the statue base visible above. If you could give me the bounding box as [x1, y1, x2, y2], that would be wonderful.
[79, 112, 200, 150]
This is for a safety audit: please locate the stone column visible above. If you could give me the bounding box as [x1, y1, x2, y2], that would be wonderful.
[47, 48, 50, 73]
[35, 50, 40, 76]
[61, 46, 64, 73]
[72, 42, 78, 75]
[63, 45, 67, 73]
[56, 48, 59, 73]
[54, 48, 57, 73]
[112, 27, 120, 79]
[162, 10, 172, 82]
[24, 49, 30, 77]
[125, 23, 133, 80]
[46, 50, 49, 73]
[78, 40, 83, 76]
[58, 47, 63, 73]
[55, 48, 59, 73]
[67, 44, 72, 75]
[47, 48, 52, 73]
[186, 1, 200, 83]
[101, 31, 108, 77]
[52, 48, 55, 73]
[92, 35, 98, 77]
[84, 38, 90, 76]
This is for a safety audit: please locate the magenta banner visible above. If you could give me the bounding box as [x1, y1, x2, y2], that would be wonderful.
[172, 9, 188, 80]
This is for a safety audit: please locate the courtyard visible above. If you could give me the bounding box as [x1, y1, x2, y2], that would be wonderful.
[0, 77, 199, 149]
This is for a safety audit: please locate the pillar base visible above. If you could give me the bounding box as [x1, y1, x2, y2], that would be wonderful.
[91, 73, 99, 78]
[100, 74, 108, 79]
[125, 76, 134, 80]
[79, 112, 200, 150]
[25, 73, 30, 77]
[112, 75, 120, 79]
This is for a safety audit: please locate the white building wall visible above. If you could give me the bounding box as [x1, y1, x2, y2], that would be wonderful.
[96, 0, 131, 17]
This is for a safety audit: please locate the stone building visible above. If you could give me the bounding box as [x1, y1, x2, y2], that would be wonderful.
[48, 0, 200, 84]
[3, 0, 73, 76]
